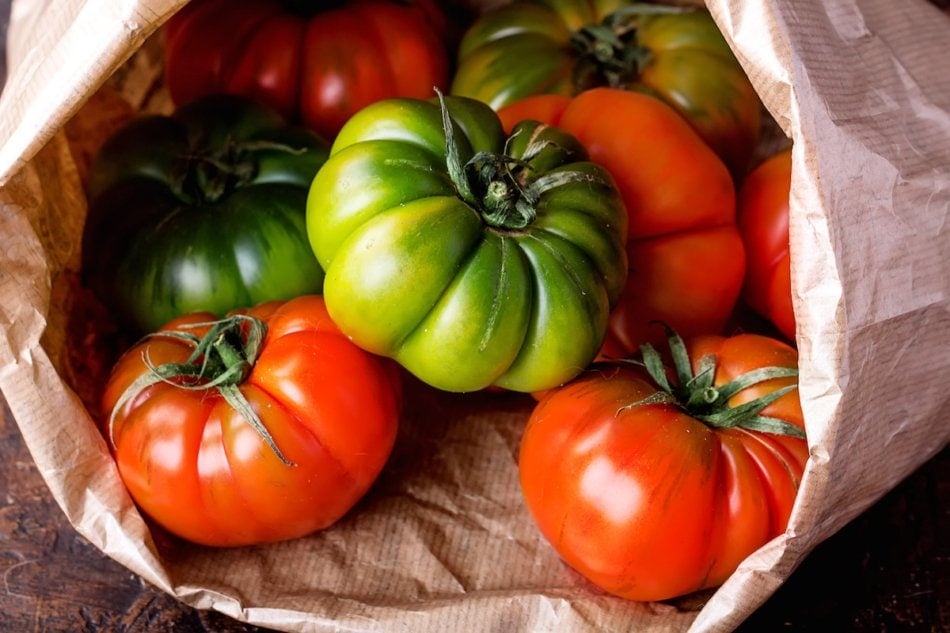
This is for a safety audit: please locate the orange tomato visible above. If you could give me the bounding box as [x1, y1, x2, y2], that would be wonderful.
[500, 89, 745, 355]
[519, 330, 807, 601]
[101, 295, 401, 547]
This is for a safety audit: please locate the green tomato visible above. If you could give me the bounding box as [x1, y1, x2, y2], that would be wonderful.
[451, 0, 761, 176]
[83, 94, 329, 334]
[306, 95, 628, 393]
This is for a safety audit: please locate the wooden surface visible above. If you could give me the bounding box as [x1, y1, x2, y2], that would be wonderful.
[1, 395, 946, 632]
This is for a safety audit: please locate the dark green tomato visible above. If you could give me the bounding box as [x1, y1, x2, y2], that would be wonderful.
[306, 96, 628, 393]
[83, 94, 329, 334]
[451, 0, 761, 175]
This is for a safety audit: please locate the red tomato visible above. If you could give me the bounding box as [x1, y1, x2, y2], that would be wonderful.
[100, 295, 401, 547]
[737, 148, 795, 341]
[499, 90, 745, 355]
[163, 0, 449, 140]
[519, 330, 807, 602]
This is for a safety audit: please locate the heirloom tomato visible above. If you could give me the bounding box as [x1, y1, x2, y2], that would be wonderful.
[499, 89, 745, 356]
[737, 148, 796, 341]
[101, 295, 401, 547]
[451, 0, 761, 175]
[306, 94, 629, 393]
[164, 0, 450, 140]
[82, 94, 327, 335]
[520, 328, 808, 602]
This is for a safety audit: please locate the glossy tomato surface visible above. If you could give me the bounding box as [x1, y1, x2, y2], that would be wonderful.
[101, 295, 401, 547]
[452, 0, 761, 174]
[737, 148, 795, 341]
[306, 95, 628, 393]
[519, 331, 808, 601]
[500, 89, 745, 356]
[82, 94, 328, 335]
[164, 0, 449, 140]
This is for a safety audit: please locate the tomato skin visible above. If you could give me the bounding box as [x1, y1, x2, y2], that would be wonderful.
[164, 0, 449, 140]
[82, 94, 329, 335]
[101, 295, 401, 547]
[306, 95, 629, 393]
[737, 148, 796, 341]
[500, 89, 745, 355]
[610, 225, 746, 354]
[452, 1, 761, 175]
[519, 332, 807, 601]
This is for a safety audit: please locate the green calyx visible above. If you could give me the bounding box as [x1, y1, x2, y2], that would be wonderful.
[463, 151, 539, 230]
[171, 138, 304, 205]
[107, 315, 296, 466]
[619, 326, 805, 438]
[570, 3, 689, 91]
[436, 90, 603, 231]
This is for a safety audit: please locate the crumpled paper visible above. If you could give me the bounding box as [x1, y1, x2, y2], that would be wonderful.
[0, 1, 947, 631]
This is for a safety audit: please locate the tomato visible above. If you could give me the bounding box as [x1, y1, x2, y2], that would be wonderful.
[451, 0, 761, 175]
[82, 94, 328, 335]
[737, 148, 795, 341]
[499, 89, 745, 356]
[306, 94, 629, 393]
[519, 328, 808, 602]
[163, 0, 450, 140]
[100, 294, 401, 547]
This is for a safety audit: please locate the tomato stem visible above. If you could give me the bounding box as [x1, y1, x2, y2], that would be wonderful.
[171, 138, 307, 205]
[437, 90, 537, 229]
[570, 4, 689, 91]
[631, 324, 805, 438]
[107, 315, 296, 465]
[437, 91, 609, 231]
[467, 152, 537, 229]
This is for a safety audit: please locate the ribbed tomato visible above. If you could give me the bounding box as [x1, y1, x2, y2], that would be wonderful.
[101, 295, 401, 547]
[499, 89, 745, 356]
[519, 329, 808, 601]
[82, 94, 328, 335]
[452, 0, 761, 175]
[163, 0, 450, 140]
[306, 94, 629, 393]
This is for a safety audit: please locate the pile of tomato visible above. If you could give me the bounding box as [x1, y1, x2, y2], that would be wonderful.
[81, 0, 806, 604]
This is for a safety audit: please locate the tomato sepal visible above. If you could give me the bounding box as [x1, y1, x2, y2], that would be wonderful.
[624, 325, 805, 439]
[107, 314, 294, 464]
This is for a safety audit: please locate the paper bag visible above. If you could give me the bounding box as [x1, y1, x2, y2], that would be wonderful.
[0, 1, 947, 631]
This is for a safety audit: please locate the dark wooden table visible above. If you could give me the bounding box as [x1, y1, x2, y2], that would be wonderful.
[1, 395, 946, 632]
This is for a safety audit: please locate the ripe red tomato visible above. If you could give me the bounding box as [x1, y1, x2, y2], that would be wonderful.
[737, 148, 795, 341]
[100, 295, 401, 547]
[499, 90, 745, 355]
[163, 0, 449, 140]
[519, 330, 808, 602]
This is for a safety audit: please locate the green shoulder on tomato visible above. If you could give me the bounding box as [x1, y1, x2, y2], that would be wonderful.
[451, 0, 761, 175]
[306, 94, 628, 393]
[82, 94, 329, 334]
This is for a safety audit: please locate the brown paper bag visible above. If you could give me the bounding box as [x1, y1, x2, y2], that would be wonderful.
[0, 1, 947, 631]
